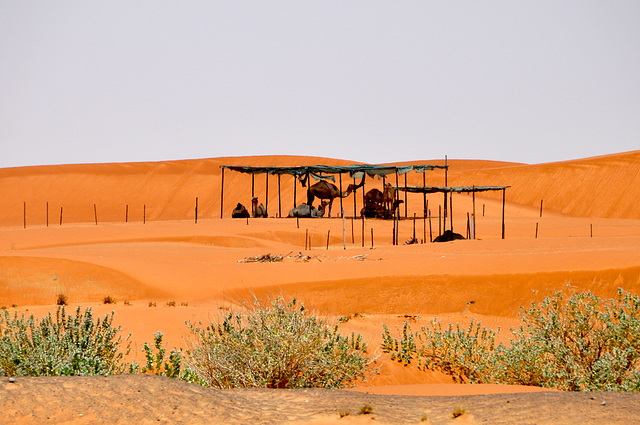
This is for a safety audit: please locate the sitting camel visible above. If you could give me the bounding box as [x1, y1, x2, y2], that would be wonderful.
[288, 200, 329, 218]
[307, 179, 364, 218]
[231, 203, 250, 218]
[251, 197, 267, 218]
[433, 230, 465, 242]
[361, 199, 403, 219]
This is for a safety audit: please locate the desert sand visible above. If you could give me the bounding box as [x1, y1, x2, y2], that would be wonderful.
[1, 152, 640, 424]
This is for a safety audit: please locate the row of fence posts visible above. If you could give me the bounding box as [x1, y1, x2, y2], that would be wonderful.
[22, 202, 149, 228]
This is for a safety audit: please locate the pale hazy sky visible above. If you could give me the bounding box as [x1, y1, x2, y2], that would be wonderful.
[2, 1, 639, 168]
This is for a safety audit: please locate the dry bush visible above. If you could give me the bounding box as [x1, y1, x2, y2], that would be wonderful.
[184, 297, 368, 389]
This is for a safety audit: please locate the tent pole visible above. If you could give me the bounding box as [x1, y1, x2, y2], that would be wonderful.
[265, 173, 269, 217]
[472, 186, 476, 239]
[422, 171, 427, 216]
[293, 175, 297, 208]
[404, 173, 408, 218]
[278, 174, 281, 218]
[339, 173, 343, 218]
[220, 167, 225, 219]
[450, 190, 454, 233]
[251, 174, 255, 198]
[502, 188, 506, 239]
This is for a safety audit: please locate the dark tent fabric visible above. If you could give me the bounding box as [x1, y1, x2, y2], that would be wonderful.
[395, 185, 509, 194]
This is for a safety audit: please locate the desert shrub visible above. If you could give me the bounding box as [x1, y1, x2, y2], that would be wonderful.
[128, 331, 202, 384]
[56, 294, 68, 306]
[491, 288, 640, 391]
[0, 306, 130, 376]
[382, 318, 497, 383]
[382, 289, 640, 391]
[184, 297, 368, 389]
[103, 296, 116, 304]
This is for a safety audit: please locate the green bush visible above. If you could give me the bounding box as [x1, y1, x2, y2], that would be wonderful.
[492, 288, 640, 391]
[382, 289, 640, 391]
[382, 318, 497, 383]
[184, 298, 368, 389]
[0, 306, 130, 376]
[132, 331, 203, 384]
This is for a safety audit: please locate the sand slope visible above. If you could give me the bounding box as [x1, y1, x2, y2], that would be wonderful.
[1, 152, 640, 408]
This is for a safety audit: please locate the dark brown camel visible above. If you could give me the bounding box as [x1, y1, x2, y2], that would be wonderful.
[307, 179, 363, 218]
[231, 203, 250, 218]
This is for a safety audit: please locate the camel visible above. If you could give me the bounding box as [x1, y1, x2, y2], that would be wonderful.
[383, 183, 397, 214]
[361, 199, 403, 219]
[231, 203, 250, 218]
[288, 200, 329, 218]
[251, 197, 267, 218]
[433, 230, 465, 242]
[306, 179, 364, 218]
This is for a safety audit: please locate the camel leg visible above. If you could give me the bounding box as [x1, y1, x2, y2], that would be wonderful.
[327, 199, 333, 218]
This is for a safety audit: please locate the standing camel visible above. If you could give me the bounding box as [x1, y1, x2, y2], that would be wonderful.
[306, 179, 363, 218]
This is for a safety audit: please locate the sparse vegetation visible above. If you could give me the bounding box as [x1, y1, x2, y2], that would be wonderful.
[382, 289, 640, 391]
[148, 301, 156, 307]
[0, 306, 130, 376]
[103, 295, 116, 304]
[166, 301, 176, 307]
[452, 406, 466, 418]
[56, 294, 68, 306]
[359, 404, 373, 415]
[184, 297, 368, 389]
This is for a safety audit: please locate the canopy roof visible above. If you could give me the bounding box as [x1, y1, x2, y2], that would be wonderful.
[220, 164, 447, 180]
[396, 185, 509, 194]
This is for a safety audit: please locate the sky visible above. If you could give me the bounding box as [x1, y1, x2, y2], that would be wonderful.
[1, 1, 639, 168]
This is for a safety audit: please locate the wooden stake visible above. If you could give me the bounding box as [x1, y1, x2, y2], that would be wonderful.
[195, 197, 198, 224]
[371, 228, 374, 248]
[305, 229, 308, 250]
[540, 199, 543, 218]
[143, 205, 146, 224]
[502, 188, 506, 239]
[361, 216, 365, 247]
[23, 202, 26, 229]
[46, 202, 49, 227]
[125, 204, 128, 223]
[535, 222, 539, 239]
[428, 209, 433, 242]
[326, 230, 330, 250]
[278, 174, 281, 218]
[94, 204, 98, 225]
[59, 207, 63, 226]
[413, 213, 416, 240]
[342, 208, 346, 250]
[590, 223, 593, 238]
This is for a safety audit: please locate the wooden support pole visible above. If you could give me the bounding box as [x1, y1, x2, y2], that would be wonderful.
[404, 173, 408, 218]
[125, 204, 128, 223]
[422, 171, 427, 216]
[59, 207, 63, 226]
[535, 222, 539, 239]
[278, 174, 282, 218]
[428, 209, 433, 242]
[143, 205, 146, 224]
[220, 167, 225, 219]
[46, 202, 49, 227]
[305, 229, 308, 250]
[472, 186, 476, 239]
[502, 188, 506, 239]
[342, 209, 346, 250]
[94, 204, 98, 225]
[251, 174, 255, 198]
[195, 197, 198, 224]
[339, 173, 343, 217]
[353, 177, 357, 219]
[265, 173, 269, 217]
[443, 155, 448, 219]
[326, 230, 330, 250]
[450, 191, 454, 233]
[361, 217, 365, 247]
[293, 174, 297, 208]
[438, 205, 442, 235]
[590, 223, 593, 238]
[23, 202, 26, 229]
[466, 212, 470, 239]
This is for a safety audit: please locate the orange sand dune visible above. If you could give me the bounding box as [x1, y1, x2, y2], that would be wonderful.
[1, 152, 640, 398]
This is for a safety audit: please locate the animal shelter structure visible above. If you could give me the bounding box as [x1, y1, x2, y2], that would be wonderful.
[219, 164, 448, 219]
[395, 185, 510, 239]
